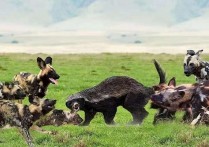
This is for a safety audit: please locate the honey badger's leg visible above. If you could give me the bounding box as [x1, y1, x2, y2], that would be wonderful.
[123, 92, 148, 124]
[81, 110, 97, 126]
[102, 108, 117, 125]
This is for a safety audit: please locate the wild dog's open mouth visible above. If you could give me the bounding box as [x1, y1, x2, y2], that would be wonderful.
[47, 105, 55, 110]
[49, 78, 58, 85]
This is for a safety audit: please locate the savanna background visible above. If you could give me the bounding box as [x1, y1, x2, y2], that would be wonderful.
[0, 0, 209, 147]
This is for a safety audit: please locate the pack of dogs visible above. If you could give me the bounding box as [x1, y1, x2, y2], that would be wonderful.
[1, 50, 209, 146]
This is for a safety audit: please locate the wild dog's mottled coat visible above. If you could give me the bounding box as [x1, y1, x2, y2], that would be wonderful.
[35, 109, 83, 127]
[0, 81, 26, 100]
[14, 57, 60, 103]
[0, 98, 56, 147]
[184, 49, 209, 83]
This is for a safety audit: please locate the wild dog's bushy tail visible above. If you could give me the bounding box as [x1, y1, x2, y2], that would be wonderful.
[153, 59, 166, 84]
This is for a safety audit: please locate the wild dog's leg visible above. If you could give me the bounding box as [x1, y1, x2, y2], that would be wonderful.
[12, 117, 33, 147]
[191, 113, 202, 126]
[153, 108, 176, 125]
[30, 125, 55, 135]
[182, 105, 193, 123]
[81, 110, 96, 126]
[19, 127, 34, 147]
[123, 92, 148, 124]
[103, 108, 117, 125]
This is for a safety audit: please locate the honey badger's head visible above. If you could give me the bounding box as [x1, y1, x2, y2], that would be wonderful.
[183, 49, 203, 76]
[29, 98, 56, 121]
[37, 57, 60, 85]
[66, 94, 86, 112]
[1, 81, 26, 100]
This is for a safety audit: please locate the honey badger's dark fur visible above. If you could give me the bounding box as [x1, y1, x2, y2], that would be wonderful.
[66, 60, 165, 126]
[0, 81, 26, 100]
[0, 98, 56, 147]
[13, 57, 60, 103]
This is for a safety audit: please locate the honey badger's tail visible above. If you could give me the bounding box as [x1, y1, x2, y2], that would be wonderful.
[153, 59, 166, 84]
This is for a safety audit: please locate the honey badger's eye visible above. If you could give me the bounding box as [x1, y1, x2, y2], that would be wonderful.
[183, 63, 186, 66]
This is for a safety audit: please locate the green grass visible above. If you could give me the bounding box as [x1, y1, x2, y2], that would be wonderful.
[0, 53, 209, 147]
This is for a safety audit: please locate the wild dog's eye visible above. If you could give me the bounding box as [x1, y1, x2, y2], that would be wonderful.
[189, 63, 194, 67]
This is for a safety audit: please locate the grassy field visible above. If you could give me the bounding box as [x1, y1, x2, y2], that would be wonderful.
[0, 53, 209, 147]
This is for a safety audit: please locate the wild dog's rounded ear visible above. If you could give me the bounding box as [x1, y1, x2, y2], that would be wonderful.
[196, 49, 203, 56]
[45, 56, 52, 65]
[37, 57, 46, 69]
[187, 50, 195, 56]
[168, 77, 176, 87]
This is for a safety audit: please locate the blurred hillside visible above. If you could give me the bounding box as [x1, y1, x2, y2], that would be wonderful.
[1, 0, 209, 33]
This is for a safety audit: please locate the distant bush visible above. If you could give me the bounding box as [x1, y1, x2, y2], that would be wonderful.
[134, 40, 141, 44]
[11, 40, 18, 44]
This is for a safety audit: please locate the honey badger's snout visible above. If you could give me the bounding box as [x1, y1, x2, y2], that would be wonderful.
[66, 100, 80, 112]
[72, 102, 80, 112]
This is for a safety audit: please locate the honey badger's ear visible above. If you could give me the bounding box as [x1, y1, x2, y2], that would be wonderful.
[37, 57, 46, 69]
[45, 56, 52, 65]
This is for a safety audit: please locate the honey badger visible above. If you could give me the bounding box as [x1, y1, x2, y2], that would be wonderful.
[0, 98, 56, 147]
[13, 57, 60, 103]
[66, 60, 166, 126]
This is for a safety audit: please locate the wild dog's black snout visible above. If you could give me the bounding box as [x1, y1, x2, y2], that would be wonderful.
[151, 94, 163, 103]
[184, 71, 190, 76]
[184, 66, 192, 76]
[49, 99, 57, 105]
[55, 74, 60, 79]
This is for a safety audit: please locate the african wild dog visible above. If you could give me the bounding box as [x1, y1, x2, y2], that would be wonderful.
[66, 60, 166, 126]
[151, 77, 209, 124]
[13, 57, 60, 103]
[184, 49, 209, 83]
[0, 98, 56, 147]
[191, 106, 209, 126]
[0, 81, 26, 100]
[35, 109, 83, 127]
